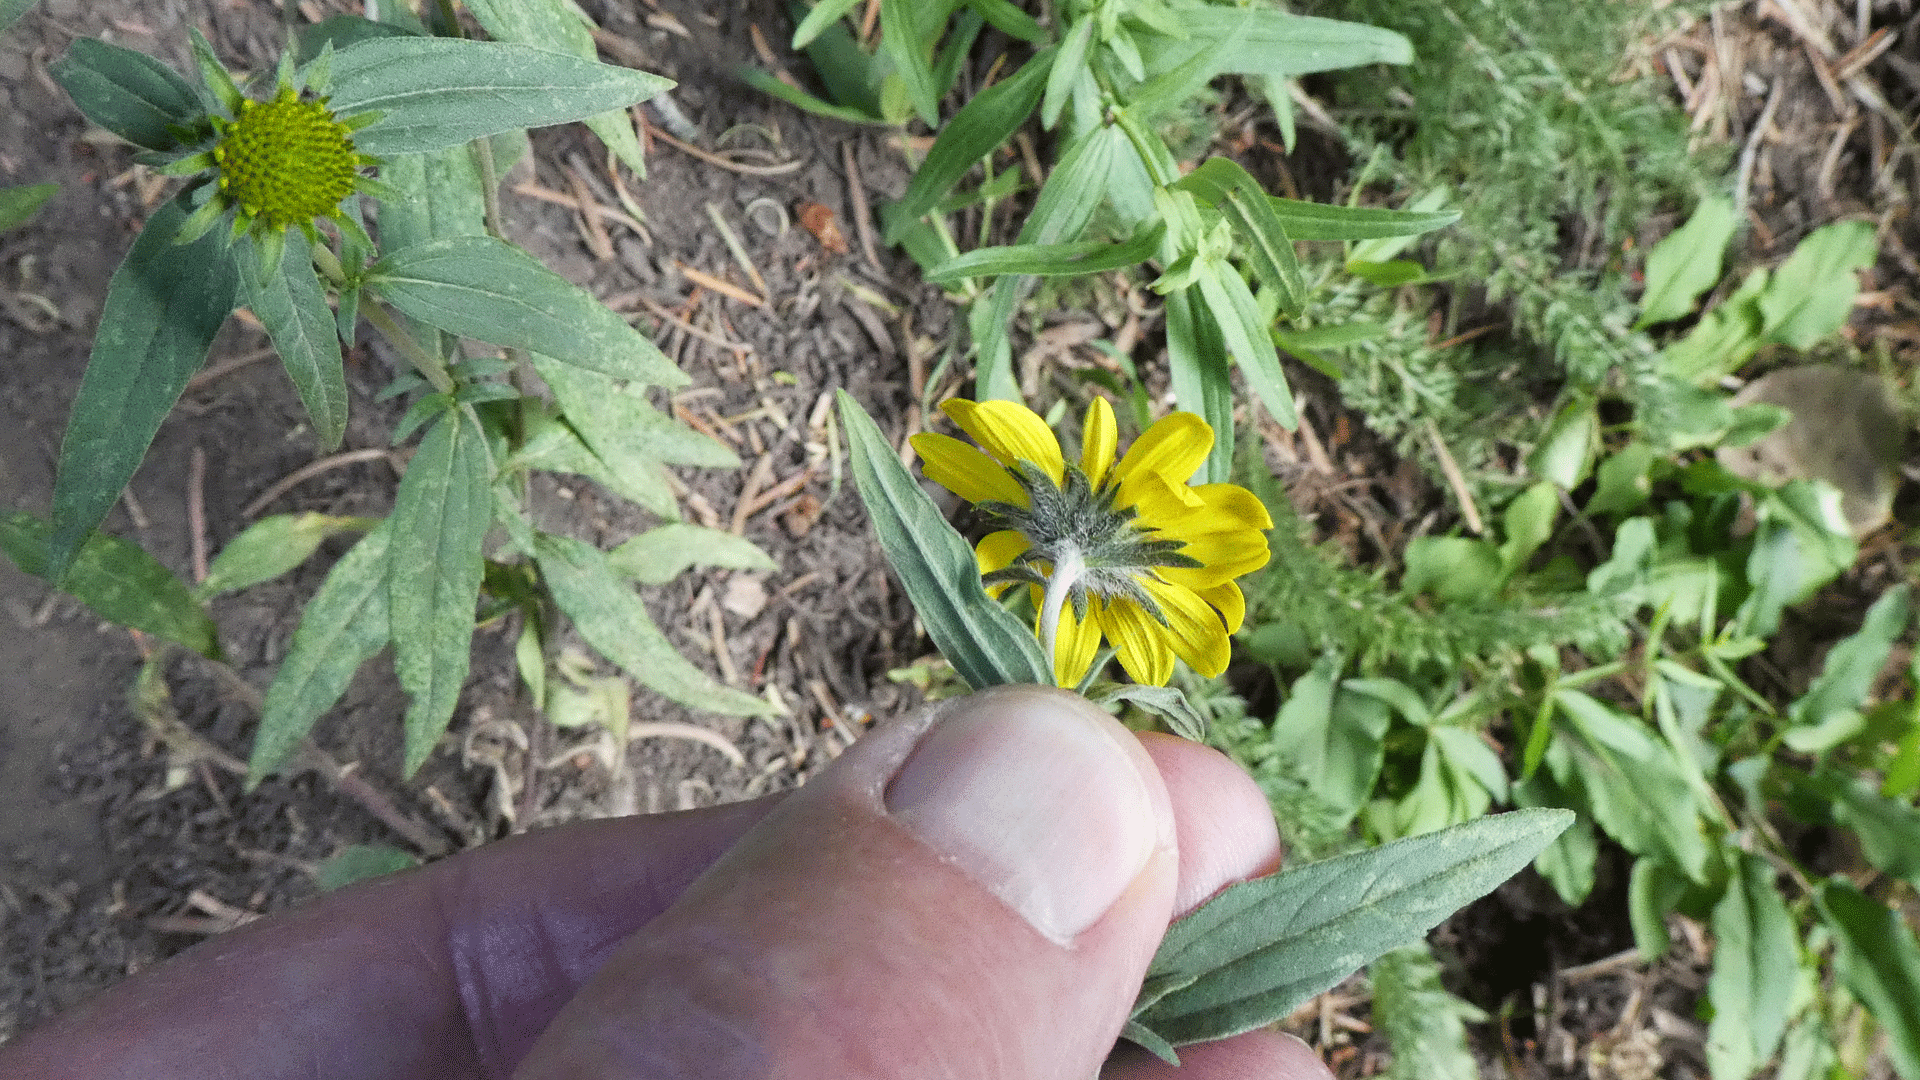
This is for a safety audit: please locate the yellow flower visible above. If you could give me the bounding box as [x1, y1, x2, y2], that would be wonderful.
[910, 397, 1272, 688]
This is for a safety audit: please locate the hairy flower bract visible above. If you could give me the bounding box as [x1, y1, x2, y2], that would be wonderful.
[912, 398, 1272, 688]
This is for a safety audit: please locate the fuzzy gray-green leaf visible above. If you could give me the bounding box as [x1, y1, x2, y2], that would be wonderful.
[388, 412, 491, 776]
[325, 37, 671, 155]
[50, 38, 204, 151]
[1, 511, 217, 658]
[839, 391, 1050, 689]
[196, 512, 372, 600]
[248, 231, 348, 449]
[250, 523, 392, 783]
[1133, 809, 1572, 1046]
[369, 236, 683, 386]
[607, 524, 775, 585]
[461, 0, 650, 177]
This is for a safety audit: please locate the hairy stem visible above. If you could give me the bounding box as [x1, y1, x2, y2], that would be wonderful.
[1038, 550, 1085, 685]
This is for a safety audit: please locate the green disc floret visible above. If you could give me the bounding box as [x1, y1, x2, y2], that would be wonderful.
[211, 87, 360, 232]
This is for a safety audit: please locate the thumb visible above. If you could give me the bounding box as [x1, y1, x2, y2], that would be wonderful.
[514, 685, 1178, 1080]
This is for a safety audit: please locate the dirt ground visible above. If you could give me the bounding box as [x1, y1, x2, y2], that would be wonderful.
[1, 0, 1915, 1075]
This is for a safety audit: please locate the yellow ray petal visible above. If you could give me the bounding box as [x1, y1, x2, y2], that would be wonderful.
[1047, 595, 1105, 687]
[1113, 411, 1212, 492]
[1143, 577, 1231, 678]
[1122, 470, 1206, 523]
[1100, 598, 1176, 687]
[1080, 395, 1117, 487]
[910, 433, 1027, 506]
[1200, 580, 1246, 634]
[975, 530, 1030, 598]
[942, 399, 1064, 483]
[1190, 483, 1274, 530]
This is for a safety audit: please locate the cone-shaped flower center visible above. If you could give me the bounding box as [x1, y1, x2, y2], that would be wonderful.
[212, 87, 360, 232]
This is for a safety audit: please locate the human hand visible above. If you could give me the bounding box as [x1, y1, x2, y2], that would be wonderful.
[0, 686, 1333, 1080]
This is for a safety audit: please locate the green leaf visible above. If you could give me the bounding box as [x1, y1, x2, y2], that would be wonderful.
[196, 512, 371, 599]
[1758, 220, 1876, 350]
[528, 350, 733, 493]
[737, 67, 891, 125]
[1369, 944, 1485, 1080]
[1512, 771, 1597, 906]
[296, 14, 415, 58]
[0, 511, 216, 657]
[49, 38, 204, 151]
[878, 0, 940, 125]
[325, 37, 672, 156]
[369, 236, 684, 385]
[1173, 158, 1305, 314]
[1815, 879, 1920, 1080]
[1193, 260, 1296, 428]
[792, 0, 864, 48]
[606, 523, 775, 585]
[1132, 809, 1573, 1047]
[1550, 691, 1713, 882]
[924, 222, 1162, 283]
[388, 413, 491, 776]
[535, 533, 774, 716]
[1267, 663, 1388, 825]
[1497, 481, 1559, 578]
[1099, 684, 1209, 741]
[1528, 399, 1597, 489]
[461, 0, 650, 177]
[505, 405, 678, 517]
[1786, 583, 1909, 746]
[1626, 856, 1686, 959]
[1635, 195, 1736, 328]
[49, 197, 238, 579]
[1707, 852, 1798, 1080]
[1660, 267, 1768, 384]
[1265, 197, 1457, 243]
[1402, 537, 1501, 604]
[839, 391, 1050, 689]
[250, 523, 393, 782]
[1, 0, 37, 35]
[1588, 442, 1655, 516]
[1792, 770, 1920, 890]
[1138, 8, 1410, 84]
[0, 182, 57, 232]
[1163, 286, 1234, 484]
[965, 0, 1042, 42]
[1041, 17, 1093, 130]
[315, 843, 418, 890]
[245, 230, 348, 450]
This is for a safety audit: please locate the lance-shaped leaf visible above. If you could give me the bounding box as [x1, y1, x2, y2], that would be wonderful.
[925, 222, 1163, 283]
[887, 48, 1054, 241]
[0, 183, 57, 232]
[1194, 260, 1296, 428]
[325, 36, 672, 155]
[250, 522, 393, 783]
[1097, 684, 1208, 741]
[246, 230, 348, 449]
[1139, 8, 1410, 82]
[607, 523, 775, 585]
[792, 0, 863, 48]
[878, 0, 940, 125]
[368, 236, 684, 385]
[1163, 285, 1235, 484]
[1266, 197, 1458, 242]
[462, 0, 650, 177]
[535, 534, 774, 717]
[1707, 852, 1798, 1080]
[1131, 809, 1572, 1051]
[1, 511, 216, 657]
[1635, 196, 1737, 328]
[49, 198, 238, 579]
[196, 512, 373, 600]
[1173, 157, 1304, 315]
[1815, 879, 1920, 1080]
[388, 411, 491, 776]
[839, 391, 1050, 689]
[2, 0, 38, 35]
[531, 354, 730, 467]
[49, 38, 204, 151]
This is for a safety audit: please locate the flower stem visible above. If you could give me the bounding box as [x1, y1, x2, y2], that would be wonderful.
[1038, 550, 1085, 685]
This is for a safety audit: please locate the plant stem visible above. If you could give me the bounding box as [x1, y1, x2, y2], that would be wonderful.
[362, 301, 456, 395]
[1038, 550, 1085, 685]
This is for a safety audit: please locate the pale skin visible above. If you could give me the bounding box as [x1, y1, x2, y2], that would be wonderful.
[0, 687, 1335, 1080]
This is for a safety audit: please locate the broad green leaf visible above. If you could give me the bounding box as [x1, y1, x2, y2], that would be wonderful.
[388, 413, 491, 776]
[1786, 583, 1909, 743]
[1041, 17, 1093, 130]
[296, 14, 414, 58]
[1099, 684, 1209, 741]
[1269, 663, 1387, 825]
[0, 182, 57, 232]
[607, 523, 776, 585]
[1635, 195, 1736, 329]
[1551, 691, 1712, 882]
[1401, 537, 1501, 605]
[325, 37, 672, 155]
[315, 843, 418, 891]
[924, 222, 1162, 282]
[462, 0, 650, 176]
[1, 0, 36, 35]
[1626, 855, 1688, 959]
[369, 236, 684, 385]
[378, 144, 490, 251]
[1707, 852, 1798, 1080]
[1138, 8, 1410, 84]
[505, 405, 678, 516]
[196, 512, 371, 599]
[1193, 260, 1296, 427]
[840, 391, 1050, 688]
[1132, 809, 1573, 1048]
[530, 351, 733, 469]
[1498, 481, 1558, 577]
[878, 0, 940, 125]
[1660, 267, 1768, 384]
[535, 533, 773, 716]
[1588, 442, 1655, 516]
[0, 511, 216, 657]
[49, 198, 239, 579]
[1888, 723, 1920, 799]
[1759, 220, 1876, 350]
[1173, 158, 1305, 314]
[1512, 771, 1597, 906]
[1163, 286, 1234, 484]
[50, 38, 203, 151]
[1792, 770, 1920, 889]
[246, 231, 348, 449]
[1267, 197, 1458, 243]
[792, 0, 864, 48]
[1815, 879, 1920, 1080]
[1369, 944, 1485, 1080]
[1528, 399, 1597, 490]
[250, 523, 393, 782]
